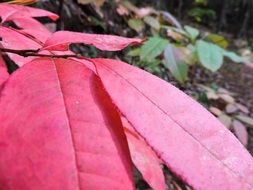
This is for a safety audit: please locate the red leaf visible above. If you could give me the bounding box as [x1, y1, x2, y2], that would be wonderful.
[0, 3, 58, 23]
[0, 55, 9, 88]
[11, 17, 52, 42]
[0, 26, 41, 66]
[0, 26, 40, 50]
[122, 117, 167, 190]
[89, 58, 253, 190]
[0, 58, 134, 190]
[42, 31, 143, 51]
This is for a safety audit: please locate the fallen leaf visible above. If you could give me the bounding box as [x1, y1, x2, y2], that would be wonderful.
[218, 114, 232, 128]
[116, 4, 129, 16]
[206, 91, 219, 100]
[236, 115, 253, 127]
[197, 84, 215, 93]
[7, 0, 37, 5]
[236, 103, 250, 114]
[127, 18, 145, 32]
[209, 107, 223, 116]
[219, 94, 235, 104]
[232, 120, 248, 146]
[120, 1, 155, 18]
[137, 7, 155, 18]
[143, 16, 160, 31]
[225, 104, 238, 114]
[217, 88, 233, 95]
[77, 0, 105, 7]
[166, 28, 184, 41]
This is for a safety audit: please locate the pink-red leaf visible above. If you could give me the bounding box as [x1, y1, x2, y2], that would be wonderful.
[0, 54, 9, 88]
[0, 26, 41, 66]
[88, 58, 253, 190]
[122, 117, 166, 190]
[42, 31, 143, 51]
[11, 17, 52, 42]
[0, 26, 40, 50]
[0, 58, 133, 190]
[0, 3, 58, 23]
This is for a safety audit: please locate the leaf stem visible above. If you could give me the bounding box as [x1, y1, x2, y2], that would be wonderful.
[0, 47, 84, 59]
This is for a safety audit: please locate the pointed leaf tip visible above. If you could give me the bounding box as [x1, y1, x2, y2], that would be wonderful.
[42, 31, 143, 51]
[91, 58, 253, 190]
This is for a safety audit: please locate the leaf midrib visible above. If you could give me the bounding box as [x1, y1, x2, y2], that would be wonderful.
[52, 59, 81, 190]
[98, 63, 252, 188]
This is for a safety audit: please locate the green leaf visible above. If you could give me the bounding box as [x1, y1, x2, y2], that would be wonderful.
[222, 50, 248, 63]
[138, 59, 161, 74]
[205, 33, 228, 48]
[196, 40, 223, 72]
[184, 25, 199, 41]
[127, 48, 141, 57]
[143, 16, 160, 31]
[140, 37, 168, 61]
[164, 44, 188, 83]
[127, 18, 145, 32]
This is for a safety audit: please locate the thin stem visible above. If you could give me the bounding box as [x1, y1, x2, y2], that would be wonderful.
[0, 48, 39, 54]
[0, 47, 86, 59]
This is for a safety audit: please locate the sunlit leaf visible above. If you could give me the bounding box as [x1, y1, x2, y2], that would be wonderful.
[222, 50, 248, 63]
[196, 40, 223, 72]
[127, 48, 141, 57]
[127, 18, 145, 32]
[143, 16, 160, 31]
[164, 44, 188, 83]
[184, 25, 199, 41]
[205, 33, 228, 48]
[140, 36, 168, 61]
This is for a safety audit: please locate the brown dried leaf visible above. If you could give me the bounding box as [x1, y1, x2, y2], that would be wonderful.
[143, 16, 160, 30]
[7, 0, 37, 5]
[232, 120, 248, 146]
[167, 29, 184, 41]
[217, 88, 233, 95]
[219, 94, 235, 104]
[209, 107, 223, 116]
[218, 114, 232, 129]
[137, 7, 155, 18]
[236, 103, 250, 114]
[77, 0, 105, 7]
[225, 104, 238, 114]
[116, 4, 129, 16]
[236, 115, 253, 127]
[207, 91, 219, 100]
